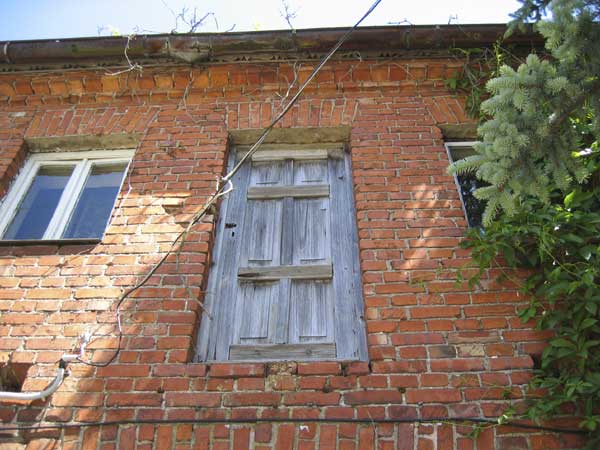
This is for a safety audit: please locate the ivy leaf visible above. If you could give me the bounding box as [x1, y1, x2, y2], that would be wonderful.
[564, 190, 576, 208]
[583, 339, 600, 347]
[586, 302, 598, 315]
[564, 233, 585, 244]
[545, 281, 570, 298]
[583, 272, 595, 286]
[580, 318, 598, 329]
[550, 338, 576, 349]
[579, 246, 595, 261]
[580, 417, 599, 432]
[502, 245, 516, 265]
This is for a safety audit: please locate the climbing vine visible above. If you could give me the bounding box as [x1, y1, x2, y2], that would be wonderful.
[445, 41, 532, 118]
[448, 1, 600, 446]
[462, 134, 600, 444]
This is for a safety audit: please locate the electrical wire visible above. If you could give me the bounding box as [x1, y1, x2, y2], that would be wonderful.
[12, 2, 586, 442]
[0, 417, 586, 435]
[75, 0, 384, 367]
[76, 179, 233, 367]
[223, 0, 383, 181]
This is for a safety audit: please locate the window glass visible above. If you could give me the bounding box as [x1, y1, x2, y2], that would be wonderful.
[62, 163, 127, 239]
[447, 144, 487, 228]
[0, 151, 133, 241]
[3, 165, 74, 240]
[456, 172, 486, 228]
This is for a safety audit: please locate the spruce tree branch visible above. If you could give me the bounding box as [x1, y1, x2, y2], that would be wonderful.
[549, 79, 600, 132]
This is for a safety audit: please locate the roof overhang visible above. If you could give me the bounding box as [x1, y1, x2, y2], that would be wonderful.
[0, 24, 543, 72]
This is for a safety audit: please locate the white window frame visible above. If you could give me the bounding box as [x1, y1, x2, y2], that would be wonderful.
[0, 149, 134, 240]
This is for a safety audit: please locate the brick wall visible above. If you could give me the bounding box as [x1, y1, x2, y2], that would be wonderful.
[0, 60, 586, 449]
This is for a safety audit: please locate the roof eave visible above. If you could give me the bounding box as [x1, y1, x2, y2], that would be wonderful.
[0, 24, 543, 70]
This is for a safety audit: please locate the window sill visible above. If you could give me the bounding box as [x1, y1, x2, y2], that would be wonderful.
[203, 358, 363, 364]
[195, 360, 371, 378]
[0, 238, 101, 247]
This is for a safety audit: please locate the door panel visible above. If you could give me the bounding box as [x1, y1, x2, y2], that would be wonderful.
[240, 199, 283, 267]
[290, 280, 334, 343]
[292, 198, 330, 265]
[250, 161, 285, 186]
[294, 160, 329, 185]
[237, 281, 278, 343]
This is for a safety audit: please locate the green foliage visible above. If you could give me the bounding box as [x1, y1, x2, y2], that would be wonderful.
[449, 0, 600, 225]
[445, 42, 527, 118]
[463, 113, 600, 445]
[450, 1, 600, 443]
[462, 145, 600, 439]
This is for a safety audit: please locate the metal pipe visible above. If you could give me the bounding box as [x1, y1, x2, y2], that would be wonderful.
[0, 337, 88, 402]
[0, 363, 66, 401]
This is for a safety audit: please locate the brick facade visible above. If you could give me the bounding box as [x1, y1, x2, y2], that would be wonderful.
[0, 51, 586, 449]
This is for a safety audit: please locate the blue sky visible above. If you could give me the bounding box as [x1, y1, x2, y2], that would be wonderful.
[2, 0, 521, 41]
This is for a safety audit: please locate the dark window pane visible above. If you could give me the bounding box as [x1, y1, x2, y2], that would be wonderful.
[448, 145, 487, 228]
[3, 166, 74, 240]
[456, 173, 486, 228]
[62, 163, 127, 239]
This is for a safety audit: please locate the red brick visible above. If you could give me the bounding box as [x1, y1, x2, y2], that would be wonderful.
[106, 393, 162, 406]
[430, 359, 485, 372]
[0, 81, 15, 96]
[255, 423, 272, 443]
[275, 424, 295, 450]
[345, 361, 370, 375]
[420, 374, 448, 387]
[371, 361, 428, 373]
[81, 427, 99, 450]
[496, 436, 529, 450]
[0, 54, 567, 450]
[165, 393, 221, 407]
[209, 364, 265, 378]
[53, 393, 104, 407]
[97, 365, 150, 377]
[223, 393, 280, 406]
[489, 356, 534, 370]
[344, 390, 403, 405]
[297, 362, 341, 375]
[390, 333, 445, 345]
[359, 426, 375, 450]
[25, 288, 71, 299]
[283, 392, 341, 406]
[428, 345, 457, 358]
[74, 288, 121, 298]
[410, 306, 461, 319]
[14, 81, 33, 94]
[405, 389, 462, 404]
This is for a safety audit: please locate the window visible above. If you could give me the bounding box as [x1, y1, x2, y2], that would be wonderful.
[445, 142, 487, 228]
[196, 145, 367, 362]
[0, 150, 133, 241]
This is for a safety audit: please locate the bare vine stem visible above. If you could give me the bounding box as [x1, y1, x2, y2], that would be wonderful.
[106, 35, 143, 76]
[77, 0, 383, 368]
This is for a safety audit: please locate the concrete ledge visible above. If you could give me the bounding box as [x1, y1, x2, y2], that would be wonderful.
[25, 133, 141, 152]
[229, 127, 350, 146]
[439, 124, 478, 141]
